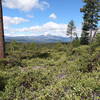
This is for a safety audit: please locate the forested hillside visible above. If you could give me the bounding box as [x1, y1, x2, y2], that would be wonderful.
[0, 34, 100, 100]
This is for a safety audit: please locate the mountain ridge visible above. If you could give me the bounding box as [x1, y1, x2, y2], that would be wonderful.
[5, 35, 71, 43]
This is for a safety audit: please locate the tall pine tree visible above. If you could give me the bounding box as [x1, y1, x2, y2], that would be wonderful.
[80, 0, 99, 45]
[67, 20, 76, 41]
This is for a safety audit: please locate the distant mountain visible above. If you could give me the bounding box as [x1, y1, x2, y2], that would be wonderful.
[5, 35, 72, 43]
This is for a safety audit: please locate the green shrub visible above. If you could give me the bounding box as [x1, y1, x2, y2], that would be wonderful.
[0, 41, 99, 99]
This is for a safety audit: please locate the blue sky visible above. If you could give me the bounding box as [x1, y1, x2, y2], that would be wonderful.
[3, 0, 84, 37]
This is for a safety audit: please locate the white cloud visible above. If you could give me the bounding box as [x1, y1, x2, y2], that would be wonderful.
[26, 15, 34, 18]
[3, 0, 49, 11]
[3, 16, 29, 26]
[49, 13, 57, 19]
[4, 20, 82, 37]
[4, 21, 67, 37]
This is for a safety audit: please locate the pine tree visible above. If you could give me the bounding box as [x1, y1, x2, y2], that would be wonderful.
[80, 0, 99, 44]
[80, 31, 89, 45]
[0, 0, 5, 58]
[67, 20, 76, 41]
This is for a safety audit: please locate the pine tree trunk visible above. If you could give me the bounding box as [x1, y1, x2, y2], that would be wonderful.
[92, 29, 98, 42]
[89, 28, 93, 43]
[0, 0, 5, 58]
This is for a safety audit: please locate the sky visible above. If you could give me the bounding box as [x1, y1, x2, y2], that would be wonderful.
[2, 0, 84, 37]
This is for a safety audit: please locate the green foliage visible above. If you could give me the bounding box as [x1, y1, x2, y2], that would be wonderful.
[0, 41, 99, 100]
[2, 69, 54, 100]
[72, 39, 80, 47]
[80, 31, 89, 45]
[91, 33, 100, 48]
